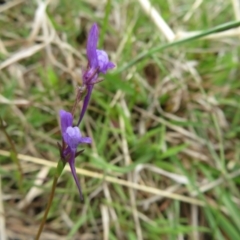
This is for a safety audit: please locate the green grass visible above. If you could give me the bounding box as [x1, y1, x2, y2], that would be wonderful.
[1, 0, 240, 239]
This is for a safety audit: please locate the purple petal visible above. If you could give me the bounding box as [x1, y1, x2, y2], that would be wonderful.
[96, 50, 115, 74]
[68, 152, 84, 200]
[82, 67, 98, 85]
[77, 84, 94, 125]
[79, 137, 92, 144]
[59, 110, 73, 135]
[63, 126, 82, 150]
[107, 61, 115, 70]
[87, 23, 99, 68]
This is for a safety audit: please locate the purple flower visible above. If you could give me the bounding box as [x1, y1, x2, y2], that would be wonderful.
[59, 110, 91, 200]
[77, 23, 115, 125]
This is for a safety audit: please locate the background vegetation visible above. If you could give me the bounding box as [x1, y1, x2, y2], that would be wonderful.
[0, 0, 240, 239]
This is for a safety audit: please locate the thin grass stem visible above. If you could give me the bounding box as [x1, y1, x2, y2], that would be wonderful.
[35, 176, 58, 240]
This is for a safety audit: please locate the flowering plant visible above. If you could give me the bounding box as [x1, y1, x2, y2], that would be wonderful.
[36, 23, 115, 239]
[78, 23, 115, 125]
[59, 110, 91, 200]
[57, 23, 115, 199]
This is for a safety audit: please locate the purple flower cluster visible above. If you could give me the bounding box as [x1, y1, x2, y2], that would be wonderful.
[78, 23, 115, 125]
[58, 23, 115, 200]
[59, 110, 91, 200]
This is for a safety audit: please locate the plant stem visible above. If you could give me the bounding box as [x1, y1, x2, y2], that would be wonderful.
[0, 119, 23, 190]
[116, 20, 240, 73]
[35, 175, 58, 240]
[71, 86, 85, 117]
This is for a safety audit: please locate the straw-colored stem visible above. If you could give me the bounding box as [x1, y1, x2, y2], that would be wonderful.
[35, 176, 58, 240]
[71, 86, 85, 117]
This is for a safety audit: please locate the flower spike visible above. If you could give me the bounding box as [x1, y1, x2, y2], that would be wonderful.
[87, 23, 99, 69]
[78, 23, 115, 125]
[59, 110, 91, 200]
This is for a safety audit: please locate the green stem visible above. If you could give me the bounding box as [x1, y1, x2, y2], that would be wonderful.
[35, 176, 58, 240]
[116, 20, 240, 73]
[0, 118, 23, 190]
